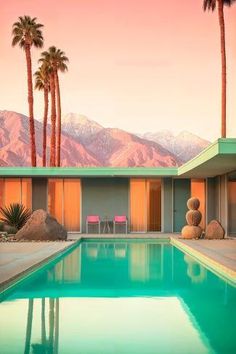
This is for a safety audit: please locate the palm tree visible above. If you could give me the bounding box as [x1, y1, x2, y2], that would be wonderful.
[203, 0, 235, 138]
[40, 46, 68, 167]
[39, 52, 57, 167]
[12, 16, 44, 166]
[34, 64, 50, 166]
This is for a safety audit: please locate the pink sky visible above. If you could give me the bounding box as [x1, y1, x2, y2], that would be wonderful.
[1, 0, 236, 140]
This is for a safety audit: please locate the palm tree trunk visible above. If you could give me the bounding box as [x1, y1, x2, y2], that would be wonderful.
[41, 298, 46, 347]
[43, 88, 49, 167]
[55, 71, 62, 167]
[24, 299, 34, 354]
[25, 45, 37, 166]
[218, 0, 227, 138]
[50, 74, 56, 167]
[54, 298, 59, 354]
[49, 298, 55, 352]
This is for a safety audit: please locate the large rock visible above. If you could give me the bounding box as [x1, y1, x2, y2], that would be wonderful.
[205, 220, 225, 239]
[181, 225, 202, 239]
[15, 209, 67, 241]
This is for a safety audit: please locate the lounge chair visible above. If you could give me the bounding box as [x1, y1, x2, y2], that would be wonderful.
[113, 215, 128, 234]
[86, 215, 101, 234]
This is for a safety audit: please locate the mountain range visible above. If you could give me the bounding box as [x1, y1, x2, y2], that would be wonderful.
[0, 110, 210, 167]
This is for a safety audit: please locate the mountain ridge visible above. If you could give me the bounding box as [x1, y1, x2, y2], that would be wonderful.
[0, 110, 209, 167]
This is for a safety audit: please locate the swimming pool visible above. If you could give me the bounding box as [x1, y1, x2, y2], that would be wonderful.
[0, 239, 236, 354]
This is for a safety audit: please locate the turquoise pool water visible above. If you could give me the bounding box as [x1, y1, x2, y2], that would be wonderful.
[0, 239, 236, 354]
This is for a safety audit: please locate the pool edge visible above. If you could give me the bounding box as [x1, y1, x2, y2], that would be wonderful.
[170, 237, 236, 287]
[0, 240, 81, 300]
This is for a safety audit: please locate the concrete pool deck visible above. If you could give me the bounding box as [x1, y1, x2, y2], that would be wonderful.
[0, 235, 236, 293]
[0, 241, 75, 292]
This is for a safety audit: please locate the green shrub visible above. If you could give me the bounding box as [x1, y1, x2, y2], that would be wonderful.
[0, 203, 31, 230]
[0, 222, 4, 231]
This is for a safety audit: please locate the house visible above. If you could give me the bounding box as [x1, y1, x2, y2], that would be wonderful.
[0, 138, 235, 235]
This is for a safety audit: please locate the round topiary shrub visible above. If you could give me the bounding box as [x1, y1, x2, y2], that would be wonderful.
[187, 197, 200, 210]
[186, 210, 202, 226]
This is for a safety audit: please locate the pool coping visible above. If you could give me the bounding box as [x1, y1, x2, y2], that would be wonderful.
[0, 240, 80, 299]
[170, 237, 236, 287]
[1, 235, 236, 299]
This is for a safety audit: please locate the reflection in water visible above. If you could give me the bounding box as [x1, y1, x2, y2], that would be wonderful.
[0, 240, 236, 354]
[28, 298, 59, 354]
[184, 255, 207, 284]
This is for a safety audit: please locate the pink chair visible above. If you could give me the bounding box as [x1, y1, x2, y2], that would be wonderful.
[113, 215, 128, 234]
[86, 215, 101, 234]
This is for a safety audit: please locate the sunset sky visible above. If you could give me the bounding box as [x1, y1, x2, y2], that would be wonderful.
[1, 0, 236, 141]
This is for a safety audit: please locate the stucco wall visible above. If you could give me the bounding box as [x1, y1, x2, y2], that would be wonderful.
[32, 178, 47, 211]
[81, 178, 129, 233]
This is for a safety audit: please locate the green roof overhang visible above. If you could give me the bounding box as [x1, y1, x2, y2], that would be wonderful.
[178, 138, 236, 178]
[0, 139, 235, 178]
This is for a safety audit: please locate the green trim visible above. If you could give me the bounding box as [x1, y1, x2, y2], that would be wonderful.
[0, 138, 235, 178]
[0, 166, 178, 177]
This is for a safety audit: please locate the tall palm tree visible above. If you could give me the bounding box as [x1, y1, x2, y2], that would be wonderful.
[39, 52, 57, 167]
[12, 16, 44, 166]
[35, 64, 50, 167]
[203, 0, 235, 138]
[40, 46, 68, 167]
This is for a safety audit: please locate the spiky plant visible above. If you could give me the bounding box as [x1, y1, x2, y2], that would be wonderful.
[0, 203, 31, 230]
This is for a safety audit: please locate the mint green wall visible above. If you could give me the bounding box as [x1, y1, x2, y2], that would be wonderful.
[163, 178, 173, 232]
[219, 175, 228, 234]
[82, 178, 129, 232]
[32, 178, 47, 211]
[173, 179, 191, 232]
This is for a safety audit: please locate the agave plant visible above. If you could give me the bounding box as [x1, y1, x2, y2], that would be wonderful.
[0, 203, 31, 230]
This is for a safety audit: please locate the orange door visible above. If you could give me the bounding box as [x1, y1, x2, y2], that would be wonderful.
[130, 179, 147, 232]
[191, 179, 206, 229]
[64, 179, 81, 232]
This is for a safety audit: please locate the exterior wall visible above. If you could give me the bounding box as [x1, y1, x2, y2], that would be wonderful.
[163, 178, 173, 232]
[206, 177, 219, 224]
[32, 178, 47, 211]
[173, 179, 191, 232]
[82, 178, 129, 233]
[219, 175, 228, 234]
[228, 171, 236, 236]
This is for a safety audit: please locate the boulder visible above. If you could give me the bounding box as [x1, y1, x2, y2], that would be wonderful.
[205, 220, 225, 239]
[187, 197, 200, 210]
[181, 225, 202, 239]
[15, 209, 67, 241]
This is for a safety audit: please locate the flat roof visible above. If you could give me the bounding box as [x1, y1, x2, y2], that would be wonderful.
[0, 138, 235, 178]
[178, 138, 236, 178]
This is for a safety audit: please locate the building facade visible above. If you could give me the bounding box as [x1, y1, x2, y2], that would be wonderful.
[0, 139, 235, 235]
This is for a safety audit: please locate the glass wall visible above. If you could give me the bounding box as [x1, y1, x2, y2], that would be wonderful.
[130, 179, 161, 232]
[48, 179, 81, 232]
[0, 178, 32, 209]
[191, 179, 206, 229]
[228, 174, 236, 235]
